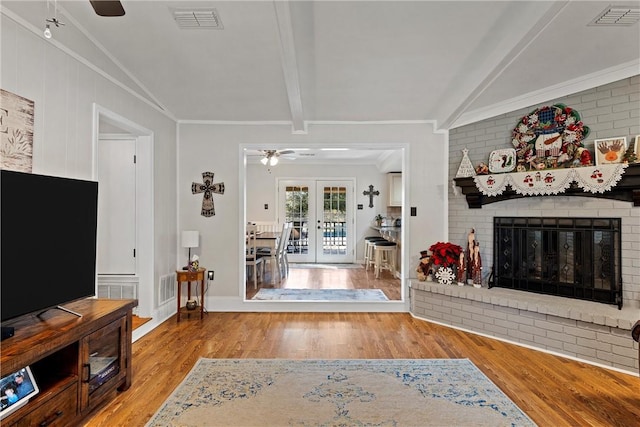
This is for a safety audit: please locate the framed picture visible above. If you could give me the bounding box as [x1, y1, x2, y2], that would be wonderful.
[594, 137, 627, 165]
[0, 89, 34, 173]
[635, 135, 640, 160]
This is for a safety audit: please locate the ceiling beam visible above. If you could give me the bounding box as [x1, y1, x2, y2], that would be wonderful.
[273, 1, 306, 133]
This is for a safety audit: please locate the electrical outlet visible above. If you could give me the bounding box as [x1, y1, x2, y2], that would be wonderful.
[207, 271, 214, 281]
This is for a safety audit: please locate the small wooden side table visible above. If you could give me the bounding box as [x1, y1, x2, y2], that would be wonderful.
[176, 268, 206, 322]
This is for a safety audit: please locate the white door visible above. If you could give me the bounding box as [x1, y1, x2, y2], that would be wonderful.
[97, 137, 136, 275]
[278, 179, 354, 264]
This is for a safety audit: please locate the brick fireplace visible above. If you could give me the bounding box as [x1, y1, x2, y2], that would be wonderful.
[410, 76, 640, 374]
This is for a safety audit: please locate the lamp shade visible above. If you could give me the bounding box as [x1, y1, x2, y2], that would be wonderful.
[181, 230, 199, 248]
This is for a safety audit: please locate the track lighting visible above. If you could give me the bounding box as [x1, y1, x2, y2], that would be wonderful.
[43, 24, 52, 39]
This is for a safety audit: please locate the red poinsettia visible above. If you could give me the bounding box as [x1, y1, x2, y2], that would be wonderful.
[428, 241, 463, 268]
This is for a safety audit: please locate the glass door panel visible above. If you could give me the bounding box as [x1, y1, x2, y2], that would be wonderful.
[316, 180, 353, 264]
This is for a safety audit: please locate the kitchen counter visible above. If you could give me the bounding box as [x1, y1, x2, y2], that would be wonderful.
[370, 225, 401, 243]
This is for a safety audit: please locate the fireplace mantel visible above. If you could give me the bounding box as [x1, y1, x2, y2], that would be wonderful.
[454, 163, 640, 209]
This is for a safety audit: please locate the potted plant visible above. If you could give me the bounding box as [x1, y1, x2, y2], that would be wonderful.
[428, 241, 463, 285]
[374, 214, 384, 227]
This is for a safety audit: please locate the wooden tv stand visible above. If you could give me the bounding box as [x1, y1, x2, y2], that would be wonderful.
[0, 298, 137, 426]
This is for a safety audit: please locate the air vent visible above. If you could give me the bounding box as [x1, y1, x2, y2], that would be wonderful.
[589, 5, 640, 26]
[172, 9, 224, 29]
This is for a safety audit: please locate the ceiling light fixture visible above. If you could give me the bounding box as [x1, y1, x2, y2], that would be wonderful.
[260, 150, 281, 167]
[44, 0, 65, 39]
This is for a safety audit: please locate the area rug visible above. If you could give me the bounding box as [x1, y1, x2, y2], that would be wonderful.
[146, 358, 536, 426]
[252, 288, 388, 301]
[290, 263, 363, 269]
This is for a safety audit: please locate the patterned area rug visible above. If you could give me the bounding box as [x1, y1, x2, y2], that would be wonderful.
[146, 359, 536, 427]
[252, 288, 388, 301]
[290, 263, 364, 269]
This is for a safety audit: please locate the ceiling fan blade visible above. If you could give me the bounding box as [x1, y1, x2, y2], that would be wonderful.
[90, 0, 125, 17]
[279, 150, 295, 155]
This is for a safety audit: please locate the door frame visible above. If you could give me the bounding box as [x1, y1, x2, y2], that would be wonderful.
[240, 141, 408, 306]
[92, 104, 154, 318]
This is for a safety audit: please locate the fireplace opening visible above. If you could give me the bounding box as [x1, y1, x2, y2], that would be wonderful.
[491, 217, 622, 309]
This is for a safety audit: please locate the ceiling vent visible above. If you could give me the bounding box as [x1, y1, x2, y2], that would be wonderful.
[589, 5, 640, 26]
[172, 9, 223, 29]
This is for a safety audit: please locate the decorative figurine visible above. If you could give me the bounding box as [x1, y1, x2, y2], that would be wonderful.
[471, 242, 482, 287]
[456, 251, 466, 286]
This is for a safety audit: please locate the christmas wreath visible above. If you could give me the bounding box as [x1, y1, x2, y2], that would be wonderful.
[511, 104, 590, 169]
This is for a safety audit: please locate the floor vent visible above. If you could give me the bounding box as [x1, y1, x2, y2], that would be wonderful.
[158, 273, 176, 306]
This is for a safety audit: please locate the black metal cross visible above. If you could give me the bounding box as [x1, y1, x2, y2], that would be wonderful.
[191, 172, 224, 217]
[362, 184, 379, 208]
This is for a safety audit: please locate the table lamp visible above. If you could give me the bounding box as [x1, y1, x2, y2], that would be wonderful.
[181, 230, 199, 270]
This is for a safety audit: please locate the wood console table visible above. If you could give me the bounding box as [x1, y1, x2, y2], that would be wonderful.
[0, 298, 137, 426]
[176, 268, 206, 322]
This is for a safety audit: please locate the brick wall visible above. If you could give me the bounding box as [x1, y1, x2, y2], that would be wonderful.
[448, 76, 640, 308]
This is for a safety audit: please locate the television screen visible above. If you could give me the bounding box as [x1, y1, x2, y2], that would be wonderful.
[0, 366, 39, 420]
[1, 170, 98, 322]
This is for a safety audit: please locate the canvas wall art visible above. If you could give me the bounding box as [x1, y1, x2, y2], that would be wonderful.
[0, 89, 34, 172]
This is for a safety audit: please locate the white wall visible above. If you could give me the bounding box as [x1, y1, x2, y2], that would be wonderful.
[178, 122, 447, 310]
[1, 14, 178, 321]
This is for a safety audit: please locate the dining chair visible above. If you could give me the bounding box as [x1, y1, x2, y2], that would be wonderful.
[258, 222, 292, 283]
[245, 225, 264, 289]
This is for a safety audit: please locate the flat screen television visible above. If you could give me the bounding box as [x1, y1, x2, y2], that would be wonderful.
[1, 170, 98, 322]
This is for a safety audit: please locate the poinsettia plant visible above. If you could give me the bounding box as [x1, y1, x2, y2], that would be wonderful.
[428, 241, 463, 268]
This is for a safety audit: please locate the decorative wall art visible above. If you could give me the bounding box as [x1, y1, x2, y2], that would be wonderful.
[362, 184, 379, 208]
[511, 104, 589, 170]
[594, 137, 627, 166]
[634, 135, 640, 161]
[0, 89, 34, 172]
[191, 172, 224, 217]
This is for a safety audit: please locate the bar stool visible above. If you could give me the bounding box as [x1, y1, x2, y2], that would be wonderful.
[373, 241, 397, 278]
[364, 236, 386, 270]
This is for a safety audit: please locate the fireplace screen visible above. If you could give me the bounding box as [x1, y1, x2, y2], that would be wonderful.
[492, 217, 622, 308]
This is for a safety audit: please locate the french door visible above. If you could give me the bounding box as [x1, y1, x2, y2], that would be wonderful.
[278, 179, 354, 263]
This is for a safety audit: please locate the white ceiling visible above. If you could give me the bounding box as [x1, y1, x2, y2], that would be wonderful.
[2, 1, 639, 145]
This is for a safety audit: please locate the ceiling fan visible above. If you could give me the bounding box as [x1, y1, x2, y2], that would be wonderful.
[90, 0, 125, 17]
[260, 150, 295, 166]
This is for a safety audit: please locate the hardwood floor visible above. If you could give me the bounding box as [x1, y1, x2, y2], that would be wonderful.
[246, 263, 401, 300]
[84, 312, 639, 426]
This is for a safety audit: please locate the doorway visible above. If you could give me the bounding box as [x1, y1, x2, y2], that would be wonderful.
[278, 179, 355, 264]
[93, 104, 154, 318]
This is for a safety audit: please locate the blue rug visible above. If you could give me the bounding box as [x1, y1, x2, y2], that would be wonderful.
[146, 358, 537, 426]
[252, 288, 389, 301]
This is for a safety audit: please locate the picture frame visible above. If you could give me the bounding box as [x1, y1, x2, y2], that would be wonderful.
[635, 135, 640, 160]
[594, 137, 627, 166]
